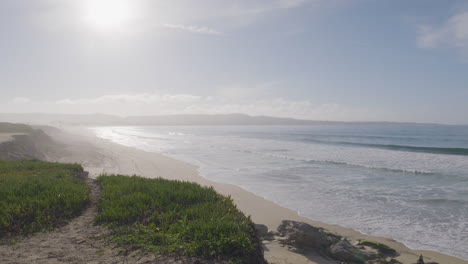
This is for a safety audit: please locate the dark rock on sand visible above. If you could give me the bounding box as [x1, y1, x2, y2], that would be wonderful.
[274, 220, 404, 264]
[277, 220, 340, 250]
[328, 239, 369, 263]
[263, 230, 279, 241]
[254, 224, 268, 237]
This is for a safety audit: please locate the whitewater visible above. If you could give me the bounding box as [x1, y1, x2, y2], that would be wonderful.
[93, 124, 468, 260]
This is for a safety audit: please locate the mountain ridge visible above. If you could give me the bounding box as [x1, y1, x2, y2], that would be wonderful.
[0, 113, 447, 126]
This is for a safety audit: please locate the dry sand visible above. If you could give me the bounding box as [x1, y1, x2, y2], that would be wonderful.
[2, 127, 467, 264]
[0, 133, 24, 144]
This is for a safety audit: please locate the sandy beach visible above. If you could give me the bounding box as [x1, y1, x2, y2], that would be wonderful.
[30, 126, 463, 264]
[0, 133, 23, 144]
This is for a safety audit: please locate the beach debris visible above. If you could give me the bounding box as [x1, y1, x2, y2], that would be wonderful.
[417, 254, 425, 264]
[414, 254, 440, 264]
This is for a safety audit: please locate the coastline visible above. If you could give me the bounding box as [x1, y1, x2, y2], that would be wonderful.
[46, 127, 468, 264]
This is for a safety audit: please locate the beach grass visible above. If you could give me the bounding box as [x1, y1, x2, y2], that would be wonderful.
[0, 160, 89, 239]
[96, 175, 265, 263]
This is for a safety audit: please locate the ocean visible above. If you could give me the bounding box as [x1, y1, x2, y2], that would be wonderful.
[93, 124, 468, 260]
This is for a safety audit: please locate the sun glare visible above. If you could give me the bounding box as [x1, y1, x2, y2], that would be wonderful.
[83, 0, 134, 31]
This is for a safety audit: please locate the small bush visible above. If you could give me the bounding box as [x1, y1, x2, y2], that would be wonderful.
[0, 160, 90, 239]
[96, 175, 265, 263]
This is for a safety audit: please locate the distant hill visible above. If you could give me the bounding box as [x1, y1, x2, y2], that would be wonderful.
[123, 114, 337, 126]
[0, 113, 438, 126]
[121, 114, 422, 126]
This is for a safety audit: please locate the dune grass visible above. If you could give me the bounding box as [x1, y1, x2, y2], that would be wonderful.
[96, 175, 265, 264]
[0, 160, 89, 239]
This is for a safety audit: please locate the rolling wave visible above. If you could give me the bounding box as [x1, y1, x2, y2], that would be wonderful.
[259, 151, 438, 175]
[309, 160, 437, 175]
[303, 139, 468, 156]
[411, 198, 467, 205]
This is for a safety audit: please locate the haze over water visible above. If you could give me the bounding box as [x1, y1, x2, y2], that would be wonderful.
[94, 124, 468, 260]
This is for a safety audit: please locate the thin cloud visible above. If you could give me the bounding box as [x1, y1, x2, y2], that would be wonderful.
[50, 92, 392, 121]
[276, 0, 307, 9]
[12, 97, 31, 104]
[162, 23, 221, 35]
[418, 11, 468, 58]
[56, 93, 203, 105]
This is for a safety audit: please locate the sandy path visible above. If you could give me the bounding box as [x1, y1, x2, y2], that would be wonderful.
[0, 175, 127, 264]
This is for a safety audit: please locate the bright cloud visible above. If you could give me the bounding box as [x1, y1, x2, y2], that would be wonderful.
[150, 0, 311, 30]
[162, 23, 221, 35]
[12, 97, 31, 104]
[32, 0, 313, 34]
[418, 11, 468, 58]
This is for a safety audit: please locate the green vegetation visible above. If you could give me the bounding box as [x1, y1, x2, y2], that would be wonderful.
[0, 160, 90, 239]
[360, 240, 397, 255]
[96, 175, 265, 264]
[0, 123, 33, 134]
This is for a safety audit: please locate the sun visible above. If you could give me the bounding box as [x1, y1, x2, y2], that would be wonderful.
[83, 0, 134, 31]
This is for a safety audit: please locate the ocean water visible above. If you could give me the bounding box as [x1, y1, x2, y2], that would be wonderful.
[93, 125, 468, 260]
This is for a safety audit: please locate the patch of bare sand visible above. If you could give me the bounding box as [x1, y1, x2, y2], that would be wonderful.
[0, 133, 25, 144]
[0, 175, 126, 264]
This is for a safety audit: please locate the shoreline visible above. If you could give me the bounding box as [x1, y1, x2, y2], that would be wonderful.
[47, 127, 468, 264]
[162, 165, 468, 263]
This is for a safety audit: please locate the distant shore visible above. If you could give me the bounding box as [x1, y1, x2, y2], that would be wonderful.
[2, 126, 467, 264]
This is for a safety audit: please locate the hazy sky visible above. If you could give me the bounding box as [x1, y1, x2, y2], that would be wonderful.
[1, 0, 468, 124]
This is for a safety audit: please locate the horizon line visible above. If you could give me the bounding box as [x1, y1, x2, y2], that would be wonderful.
[0, 112, 466, 126]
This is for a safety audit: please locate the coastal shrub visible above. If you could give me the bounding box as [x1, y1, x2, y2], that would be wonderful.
[96, 175, 265, 263]
[0, 160, 90, 239]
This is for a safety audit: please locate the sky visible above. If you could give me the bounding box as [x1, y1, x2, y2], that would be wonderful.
[1, 0, 468, 124]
